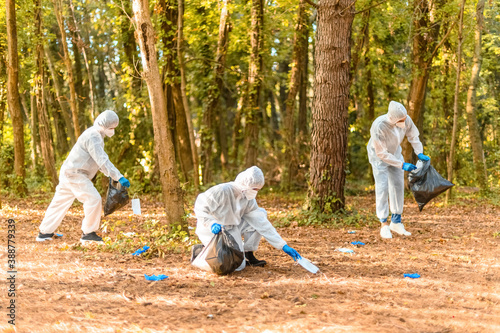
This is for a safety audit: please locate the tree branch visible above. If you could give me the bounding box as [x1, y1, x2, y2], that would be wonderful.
[354, 0, 388, 15]
[426, 20, 457, 66]
[303, 0, 318, 9]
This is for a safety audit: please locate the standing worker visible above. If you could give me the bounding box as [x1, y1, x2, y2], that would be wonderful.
[36, 110, 131, 243]
[367, 101, 430, 239]
[191, 166, 302, 271]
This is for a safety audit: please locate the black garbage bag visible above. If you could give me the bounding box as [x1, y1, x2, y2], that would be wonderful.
[202, 229, 244, 275]
[103, 177, 130, 216]
[408, 160, 454, 211]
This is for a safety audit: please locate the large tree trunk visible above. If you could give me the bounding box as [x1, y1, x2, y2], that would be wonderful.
[45, 44, 76, 145]
[308, 0, 354, 213]
[201, 0, 231, 182]
[281, 0, 307, 190]
[465, 0, 488, 192]
[177, 0, 199, 191]
[6, 0, 26, 195]
[132, 0, 186, 230]
[402, 0, 442, 165]
[52, 0, 81, 138]
[243, 0, 264, 168]
[35, 0, 58, 188]
[446, 0, 465, 204]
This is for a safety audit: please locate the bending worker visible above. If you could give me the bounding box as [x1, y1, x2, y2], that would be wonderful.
[367, 101, 430, 239]
[192, 166, 301, 270]
[36, 110, 130, 244]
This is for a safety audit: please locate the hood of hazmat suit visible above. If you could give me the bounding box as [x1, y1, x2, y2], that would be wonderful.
[194, 166, 286, 250]
[366, 101, 423, 168]
[60, 110, 123, 183]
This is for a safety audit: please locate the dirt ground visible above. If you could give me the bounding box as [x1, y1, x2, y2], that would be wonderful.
[1, 192, 499, 333]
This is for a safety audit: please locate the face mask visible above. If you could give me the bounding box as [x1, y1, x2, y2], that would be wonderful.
[103, 128, 115, 137]
[395, 121, 405, 129]
[244, 189, 258, 200]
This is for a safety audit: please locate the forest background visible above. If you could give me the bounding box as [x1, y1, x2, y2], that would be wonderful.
[0, 0, 499, 230]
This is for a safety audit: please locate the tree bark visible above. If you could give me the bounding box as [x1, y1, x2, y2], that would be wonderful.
[6, 0, 26, 195]
[282, 0, 307, 190]
[446, 0, 465, 204]
[309, 0, 354, 212]
[465, 0, 488, 192]
[45, 44, 76, 145]
[132, 0, 186, 230]
[52, 0, 81, 138]
[201, 0, 231, 182]
[177, 0, 200, 191]
[402, 0, 442, 165]
[243, 0, 264, 168]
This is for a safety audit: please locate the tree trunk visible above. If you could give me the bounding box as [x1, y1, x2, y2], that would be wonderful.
[6, 0, 26, 195]
[69, 0, 96, 121]
[298, 25, 309, 139]
[446, 0, 465, 204]
[309, 0, 354, 213]
[52, 0, 81, 138]
[201, 0, 231, 182]
[35, 0, 58, 188]
[177, 0, 200, 191]
[132, 0, 186, 230]
[47, 88, 70, 156]
[402, 0, 442, 165]
[45, 44, 76, 145]
[30, 92, 41, 170]
[243, 0, 264, 168]
[281, 0, 307, 190]
[465, 0, 488, 193]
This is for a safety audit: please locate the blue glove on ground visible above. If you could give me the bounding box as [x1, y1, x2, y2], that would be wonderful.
[144, 274, 169, 281]
[404, 273, 420, 279]
[119, 177, 131, 188]
[283, 245, 302, 261]
[132, 246, 150, 256]
[211, 223, 222, 234]
[418, 153, 430, 161]
[402, 163, 417, 172]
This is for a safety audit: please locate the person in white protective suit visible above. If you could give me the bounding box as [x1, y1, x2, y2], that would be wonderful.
[191, 166, 302, 270]
[36, 110, 130, 244]
[367, 101, 430, 239]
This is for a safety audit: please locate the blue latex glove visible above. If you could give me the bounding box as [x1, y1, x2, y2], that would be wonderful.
[119, 177, 130, 188]
[418, 153, 430, 161]
[144, 274, 169, 281]
[211, 223, 222, 234]
[351, 241, 365, 246]
[132, 246, 150, 256]
[404, 273, 420, 279]
[402, 163, 417, 172]
[282, 245, 301, 261]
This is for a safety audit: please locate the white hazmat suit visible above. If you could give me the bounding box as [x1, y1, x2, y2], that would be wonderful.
[194, 166, 287, 271]
[367, 101, 423, 224]
[39, 110, 124, 236]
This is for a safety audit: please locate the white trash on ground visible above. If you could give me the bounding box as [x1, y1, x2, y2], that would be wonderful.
[297, 257, 320, 274]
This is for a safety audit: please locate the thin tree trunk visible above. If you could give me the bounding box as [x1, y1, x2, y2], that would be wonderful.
[6, 0, 26, 195]
[230, 89, 246, 168]
[446, 0, 466, 204]
[133, 0, 186, 230]
[52, 0, 81, 138]
[465, 0, 488, 192]
[47, 88, 69, 156]
[282, 0, 307, 190]
[177, 0, 200, 191]
[201, 0, 231, 182]
[309, 0, 354, 212]
[45, 44, 76, 145]
[243, 0, 264, 168]
[30, 88, 41, 171]
[69, 0, 96, 120]
[298, 26, 309, 139]
[35, 0, 58, 188]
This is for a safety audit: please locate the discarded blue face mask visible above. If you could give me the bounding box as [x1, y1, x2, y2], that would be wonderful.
[132, 245, 150, 256]
[144, 274, 169, 281]
[404, 273, 420, 279]
[337, 248, 354, 253]
[351, 241, 365, 246]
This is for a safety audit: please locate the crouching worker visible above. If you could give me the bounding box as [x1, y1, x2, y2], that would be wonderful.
[36, 110, 130, 244]
[191, 166, 301, 271]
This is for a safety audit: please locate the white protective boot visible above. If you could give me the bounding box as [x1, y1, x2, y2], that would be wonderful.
[390, 222, 411, 236]
[380, 225, 392, 239]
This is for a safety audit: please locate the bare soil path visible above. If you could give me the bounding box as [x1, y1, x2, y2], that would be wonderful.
[1, 193, 499, 332]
